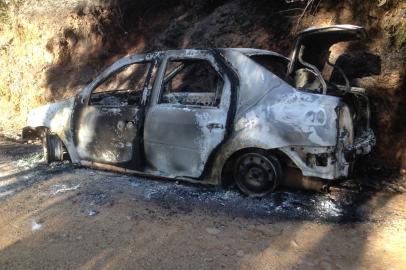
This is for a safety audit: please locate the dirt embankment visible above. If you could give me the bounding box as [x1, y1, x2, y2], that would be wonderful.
[0, 0, 405, 170]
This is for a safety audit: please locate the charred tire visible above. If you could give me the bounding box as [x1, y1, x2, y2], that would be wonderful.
[43, 134, 64, 164]
[233, 151, 282, 197]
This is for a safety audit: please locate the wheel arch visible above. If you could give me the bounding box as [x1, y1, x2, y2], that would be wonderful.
[21, 126, 49, 141]
[22, 125, 72, 162]
[219, 146, 291, 186]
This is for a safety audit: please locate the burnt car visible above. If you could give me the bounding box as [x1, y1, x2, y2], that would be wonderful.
[23, 25, 375, 196]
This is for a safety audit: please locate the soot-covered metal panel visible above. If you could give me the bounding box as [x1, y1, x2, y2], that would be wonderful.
[22, 43, 375, 186]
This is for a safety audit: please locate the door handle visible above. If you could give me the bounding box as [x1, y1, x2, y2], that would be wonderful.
[207, 123, 224, 130]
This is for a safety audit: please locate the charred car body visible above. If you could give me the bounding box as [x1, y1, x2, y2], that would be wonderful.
[23, 25, 376, 196]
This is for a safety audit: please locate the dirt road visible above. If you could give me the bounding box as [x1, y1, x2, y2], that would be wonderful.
[0, 136, 405, 269]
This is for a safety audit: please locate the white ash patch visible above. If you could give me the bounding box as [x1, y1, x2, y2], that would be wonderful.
[206, 227, 221, 235]
[317, 198, 343, 217]
[130, 181, 141, 188]
[15, 153, 43, 169]
[0, 190, 14, 199]
[86, 209, 98, 216]
[142, 183, 172, 200]
[50, 184, 80, 196]
[31, 220, 42, 231]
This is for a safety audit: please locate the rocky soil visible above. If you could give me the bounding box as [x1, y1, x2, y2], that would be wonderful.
[0, 136, 405, 269]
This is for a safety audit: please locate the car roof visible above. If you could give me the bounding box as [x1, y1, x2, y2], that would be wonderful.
[138, 48, 288, 59]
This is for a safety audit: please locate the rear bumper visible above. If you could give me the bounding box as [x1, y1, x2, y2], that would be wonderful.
[344, 128, 376, 161]
[279, 115, 375, 181]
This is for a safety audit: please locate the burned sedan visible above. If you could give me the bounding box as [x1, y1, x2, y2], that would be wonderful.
[23, 25, 375, 196]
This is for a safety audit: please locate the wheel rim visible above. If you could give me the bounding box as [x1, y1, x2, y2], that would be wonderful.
[234, 153, 278, 195]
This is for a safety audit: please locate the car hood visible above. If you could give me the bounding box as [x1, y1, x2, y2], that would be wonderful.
[27, 97, 75, 131]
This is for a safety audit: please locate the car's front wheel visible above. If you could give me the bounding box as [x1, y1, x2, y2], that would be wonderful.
[43, 133, 65, 164]
[233, 151, 282, 197]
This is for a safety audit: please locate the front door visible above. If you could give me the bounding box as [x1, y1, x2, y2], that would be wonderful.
[144, 51, 231, 178]
[75, 60, 154, 168]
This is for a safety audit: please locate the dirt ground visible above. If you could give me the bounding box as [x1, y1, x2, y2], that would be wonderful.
[0, 135, 405, 270]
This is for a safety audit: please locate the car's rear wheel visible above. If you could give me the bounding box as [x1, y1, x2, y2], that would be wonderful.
[43, 133, 65, 164]
[233, 151, 282, 197]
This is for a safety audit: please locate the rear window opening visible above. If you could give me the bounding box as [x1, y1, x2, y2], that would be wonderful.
[248, 55, 289, 80]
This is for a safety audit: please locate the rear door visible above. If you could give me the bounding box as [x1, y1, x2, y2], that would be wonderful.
[74, 59, 155, 168]
[144, 50, 232, 178]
